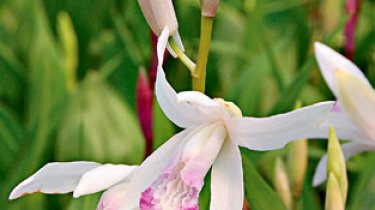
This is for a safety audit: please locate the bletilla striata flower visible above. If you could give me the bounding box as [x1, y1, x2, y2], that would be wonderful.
[313, 43, 375, 186]
[9, 33, 363, 209]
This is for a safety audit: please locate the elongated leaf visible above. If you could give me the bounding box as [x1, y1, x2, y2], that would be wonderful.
[241, 149, 287, 210]
[268, 15, 348, 115]
[0, 104, 25, 177]
[56, 73, 144, 164]
[0, 2, 68, 207]
[349, 154, 375, 210]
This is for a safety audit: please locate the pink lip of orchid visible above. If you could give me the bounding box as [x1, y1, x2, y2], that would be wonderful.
[313, 43, 375, 186]
[8, 30, 365, 210]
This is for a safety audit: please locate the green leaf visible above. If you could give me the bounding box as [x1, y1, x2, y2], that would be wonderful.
[349, 154, 375, 210]
[268, 15, 348, 115]
[0, 104, 25, 177]
[153, 100, 175, 150]
[56, 73, 144, 164]
[242, 148, 287, 210]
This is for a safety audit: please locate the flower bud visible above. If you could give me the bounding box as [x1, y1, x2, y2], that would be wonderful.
[325, 173, 345, 210]
[327, 127, 348, 203]
[57, 11, 78, 91]
[287, 139, 307, 198]
[274, 158, 293, 210]
[138, 0, 178, 36]
[200, 0, 221, 17]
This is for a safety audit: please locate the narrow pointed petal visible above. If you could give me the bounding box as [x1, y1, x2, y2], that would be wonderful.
[335, 69, 375, 142]
[156, 27, 170, 66]
[118, 128, 193, 209]
[210, 141, 243, 210]
[73, 164, 137, 198]
[155, 28, 228, 128]
[313, 142, 375, 186]
[314, 42, 370, 96]
[226, 101, 365, 151]
[9, 162, 100, 200]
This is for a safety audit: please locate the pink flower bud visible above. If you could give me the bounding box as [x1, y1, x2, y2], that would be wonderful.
[200, 0, 221, 17]
[138, 0, 178, 36]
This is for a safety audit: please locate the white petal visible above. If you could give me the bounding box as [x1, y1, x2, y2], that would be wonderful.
[118, 128, 194, 209]
[155, 28, 228, 128]
[157, 27, 170, 66]
[314, 42, 370, 97]
[180, 123, 226, 186]
[9, 162, 100, 200]
[226, 101, 365, 151]
[97, 181, 138, 210]
[313, 142, 375, 186]
[210, 141, 243, 210]
[321, 103, 370, 144]
[335, 69, 375, 142]
[73, 164, 137, 198]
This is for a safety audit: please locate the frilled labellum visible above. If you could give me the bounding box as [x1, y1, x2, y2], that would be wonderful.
[138, 0, 178, 36]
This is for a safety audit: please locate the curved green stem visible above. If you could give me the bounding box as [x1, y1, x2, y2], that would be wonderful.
[192, 16, 213, 93]
[168, 38, 196, 76]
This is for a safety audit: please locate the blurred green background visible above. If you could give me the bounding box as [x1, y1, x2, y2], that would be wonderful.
[0, 0, 374, 209]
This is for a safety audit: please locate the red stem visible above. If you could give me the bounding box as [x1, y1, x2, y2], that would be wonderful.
[344, 0, 361, 60]
[137, 32, 168, 159]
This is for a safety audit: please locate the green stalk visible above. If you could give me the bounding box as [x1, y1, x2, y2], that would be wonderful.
[192, 16, 213, 93]
[168, 38, 196, 75]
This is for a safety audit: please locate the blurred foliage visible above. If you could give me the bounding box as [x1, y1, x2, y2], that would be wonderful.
[0, 0, 374, 209]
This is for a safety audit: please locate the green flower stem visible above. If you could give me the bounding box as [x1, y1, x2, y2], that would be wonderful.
[168, 38, 196, 76]
[192, 16, 213, 93]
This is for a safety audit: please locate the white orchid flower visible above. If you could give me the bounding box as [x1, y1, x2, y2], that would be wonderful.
[313, 43, 375, 186]
[9, 31, 361, 209]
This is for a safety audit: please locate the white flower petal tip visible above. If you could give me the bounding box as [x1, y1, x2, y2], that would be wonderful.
[9, 176, 35, 200]
[314, 42, 368, 96]
[335, 69, 375, 142]
[157, 27, 170, 66]
[73, 164, 138, 198]
[9, 162, 100, 200]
